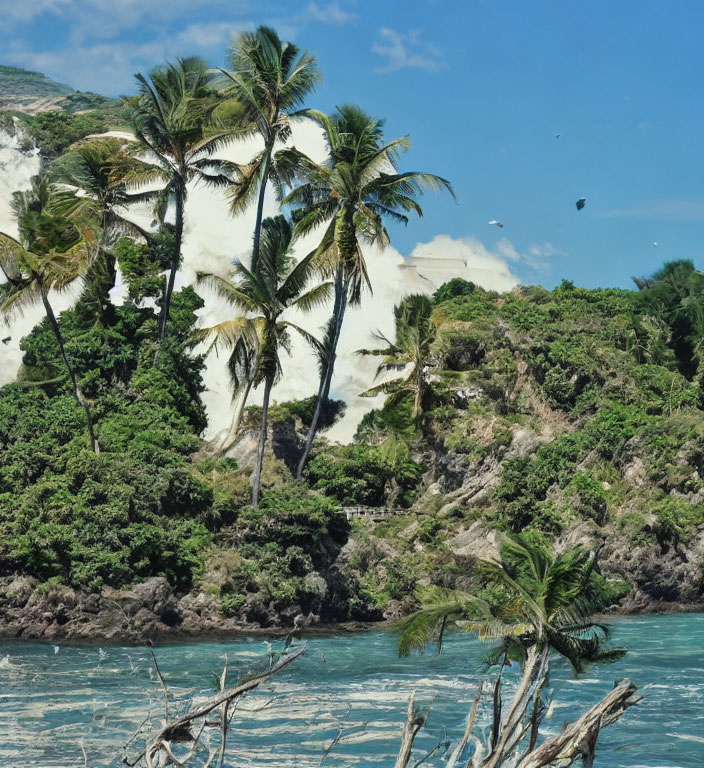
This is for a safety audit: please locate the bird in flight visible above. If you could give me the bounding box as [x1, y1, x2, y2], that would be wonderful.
[555, 133, 560, 139]
[488, 220, 504, 228]
[653, 241, 659, 248]
[576, 198, 586, 211]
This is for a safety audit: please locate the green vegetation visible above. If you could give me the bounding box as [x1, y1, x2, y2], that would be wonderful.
[1, 32, 703, 628]
[17, 110, 122, 157]
[397, 535, 626, 670]
[0, 65, 73, 105]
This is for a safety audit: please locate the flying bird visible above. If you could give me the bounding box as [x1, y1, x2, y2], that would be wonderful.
[488, 220, 504, 228]
[653, 241, 659, 248]
[555, 133, 560, 139]
[576, 198, 586, 211]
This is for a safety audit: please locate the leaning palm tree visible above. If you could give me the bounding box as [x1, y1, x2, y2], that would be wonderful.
[279, 104, 453, 476]
[216, 26, 321, 272]
[398, 535, 623, 667]
[125, 56, 246, 357]
[357, 293, 437, 421]
[0, 178, 100, 453]
[49, 137, 151, 325]
[196, 215, 331, 505]
[397, 536, 625, 760]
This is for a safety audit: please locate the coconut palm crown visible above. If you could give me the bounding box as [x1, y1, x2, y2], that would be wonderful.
[216, 26, 321, 272]
[0, 176, 100, 453]
[397, 535, 626, 674]
[49, 137, 152, 325]
[123, 56, 246, 355]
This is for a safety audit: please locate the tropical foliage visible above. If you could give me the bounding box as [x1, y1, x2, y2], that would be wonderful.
[397, 536, 625, 671]
[216, 26, 321, 271]
[123, 56, 243, 355]
[278, 104, 453, 476]
[196, 215, 330, 504]
[358, 293, 437, 420]
[2, 28, 703, 632]
[0, 176, 100, 452]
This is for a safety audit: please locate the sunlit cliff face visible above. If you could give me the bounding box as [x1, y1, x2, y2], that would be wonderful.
[0, 121, 520, 443]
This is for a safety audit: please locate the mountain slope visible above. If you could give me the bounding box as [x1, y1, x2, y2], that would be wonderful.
[0, 64, 117, 115]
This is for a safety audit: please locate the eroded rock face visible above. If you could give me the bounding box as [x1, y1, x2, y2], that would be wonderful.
[447, 521, 500, 562]
[0, 575, 235, 642]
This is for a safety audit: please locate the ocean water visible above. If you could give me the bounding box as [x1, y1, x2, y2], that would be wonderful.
[0, 613, 702, 767]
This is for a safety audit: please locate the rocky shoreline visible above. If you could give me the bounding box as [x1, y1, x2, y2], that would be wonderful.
[1, 570, 702, 645]
[0, 574, 378, 644]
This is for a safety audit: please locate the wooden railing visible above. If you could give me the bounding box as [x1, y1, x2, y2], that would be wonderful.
[343, 506, 406, 522]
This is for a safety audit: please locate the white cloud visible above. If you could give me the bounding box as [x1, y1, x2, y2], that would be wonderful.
[495, 237, 520, 262]
[304, 2, 356, 25]
[406, 235, 521, 293]
[0, 0, 240, 36]
[3, 0, 357, 94]
[372, 28, 445, 73]
[4, 21, 250, 94]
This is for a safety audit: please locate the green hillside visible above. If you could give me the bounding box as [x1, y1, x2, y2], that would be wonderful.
[1, 257, 703, 631]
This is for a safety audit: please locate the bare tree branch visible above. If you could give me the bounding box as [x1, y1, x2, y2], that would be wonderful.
[446, 682, 483, 768]
[517, 678, 641, 768]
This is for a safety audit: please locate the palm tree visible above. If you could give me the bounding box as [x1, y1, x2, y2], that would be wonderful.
[196, 215, 331, 505]
[634, 260, 704, 377]
[357, 293, 437, 421]
[216, 26, 321, 272]
[279, 104, 453, 477]
[125, 56, 245, 357]
[0, 177, 100, 453]
[49, 137, 151, 325]
[398, 535, 623, 665]
[397, 536, 625, 757]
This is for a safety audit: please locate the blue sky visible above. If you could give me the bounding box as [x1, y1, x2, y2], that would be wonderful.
[3, 0, 703, 289]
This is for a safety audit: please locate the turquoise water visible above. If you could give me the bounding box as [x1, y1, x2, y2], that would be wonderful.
[1, 613, 703, 767]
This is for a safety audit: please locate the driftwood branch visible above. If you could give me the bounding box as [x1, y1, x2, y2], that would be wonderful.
[390, 652, 639, 768]
[123, 642, 306, 767]
[395, 690, 434, 768]
[109, 637, 639, 768]
[217, 655, 229, 768]
[147, 643, 170, 720]
[446, 681, 483, 768]
[517, 678, 642, 768]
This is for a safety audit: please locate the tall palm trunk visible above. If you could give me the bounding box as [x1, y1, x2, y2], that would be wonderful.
[156, 185, 185, 360]
[250, 140, 274, 273]
[37, 277, 99, 454]
[251, 373, 274, 506]
[296, 269, 348, 477]
[218, 377, 253, 454]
